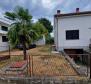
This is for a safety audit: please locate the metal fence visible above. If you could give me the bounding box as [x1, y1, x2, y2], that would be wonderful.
[0, 45, 90, 83]
[31, 54, 78, 77]
[62, 51, 90, 77]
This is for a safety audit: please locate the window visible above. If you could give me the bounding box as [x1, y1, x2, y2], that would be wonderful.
[66, 30, 79, 40]
[1, 26, 8, 31]
[2, 36, 8, 42]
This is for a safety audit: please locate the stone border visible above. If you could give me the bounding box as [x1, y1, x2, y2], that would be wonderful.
[60, 51, 87, 76]
[0, 77, 89, 84]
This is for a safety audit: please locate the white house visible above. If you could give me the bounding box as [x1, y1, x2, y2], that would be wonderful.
[34, 35, 46, 45]
[54, 8, 91, 54]
[0, 18, 46, 51]
[0, 18, 10, 51]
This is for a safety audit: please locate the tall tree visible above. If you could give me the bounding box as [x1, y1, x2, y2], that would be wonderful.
[5, 6, 37, 60]
[32, 22, 48, 40]
[39, 18, 53, 44]
[38, 18, 53, 33]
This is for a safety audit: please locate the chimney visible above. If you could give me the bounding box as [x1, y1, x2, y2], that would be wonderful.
[76, 8, 79, 13]
[57, 10, 61, 14]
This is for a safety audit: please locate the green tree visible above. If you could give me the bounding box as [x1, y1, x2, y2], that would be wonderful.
[5, 6, 37, 60]
[46, 34, 54, 44]
[32, 22, 48, 40]
[38, 18, 53, 33]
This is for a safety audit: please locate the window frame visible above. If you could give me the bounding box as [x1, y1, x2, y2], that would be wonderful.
[1, 26, 8, 31]
[2, 36, 8, 42]
[66, 30, 79, 40]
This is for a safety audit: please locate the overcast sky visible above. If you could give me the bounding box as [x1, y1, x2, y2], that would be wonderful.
[0, 0, 91, 25]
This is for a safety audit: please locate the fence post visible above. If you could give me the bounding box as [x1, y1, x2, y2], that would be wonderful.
[31, 55, 33, 77]
[27, 54, 29, 76]
[29, 55, 31, 77]
[87, 54, 89, 76]
[9, 45, 10, 57]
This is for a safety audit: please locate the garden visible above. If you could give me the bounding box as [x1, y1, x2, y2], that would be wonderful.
[0, 45, 85, 80]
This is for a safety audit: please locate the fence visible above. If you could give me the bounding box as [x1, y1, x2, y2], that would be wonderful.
[62, 50, 90, 77]
[0, 45, 90, 83]
[0, 52, 89, 78]
[31, 54, 78, 77]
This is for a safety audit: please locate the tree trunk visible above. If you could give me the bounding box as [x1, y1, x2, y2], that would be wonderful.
[23, 42, 27, 60]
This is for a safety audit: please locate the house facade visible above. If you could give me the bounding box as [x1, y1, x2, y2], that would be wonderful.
[0, 19, 10, 51]
[54, 8, 91, 53]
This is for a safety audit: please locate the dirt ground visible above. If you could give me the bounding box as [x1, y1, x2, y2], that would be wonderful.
[0, 45, 51, 56]
[32, 55, 77, 77]
[0, 45, 87, 80]
[30, 46, 77, 76]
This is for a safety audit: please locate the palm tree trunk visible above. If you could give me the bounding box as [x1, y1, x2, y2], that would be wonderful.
[23, 42, 27, 60]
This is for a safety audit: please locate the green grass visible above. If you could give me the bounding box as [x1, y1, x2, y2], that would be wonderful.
[39, 45, 51, 52]
[0, 59, 10, 68]
[10, 55, 24, 62]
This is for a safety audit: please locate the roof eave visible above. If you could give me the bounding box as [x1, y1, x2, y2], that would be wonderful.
[54, 11, 91, 18]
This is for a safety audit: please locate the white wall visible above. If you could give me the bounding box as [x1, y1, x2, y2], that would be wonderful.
[34, 35, 46, 45]
[0, 22, 9, 51]
[54, 15, 91, 51]
[0, 35, 9, 51]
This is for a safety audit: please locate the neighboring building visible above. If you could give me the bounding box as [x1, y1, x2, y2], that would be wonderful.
[0, 18, 46, 51]
[54, 8, 91, 54]
[34, 35, 46, 45]
[0, 19, 10, 51]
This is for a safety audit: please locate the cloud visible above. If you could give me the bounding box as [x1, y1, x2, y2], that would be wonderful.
[82, 4, 91, 11]
[0, 0, 91, 25]
[41, 0, 64, 10]
[0, 8, 5, 18]
[31, 0, 37, 5]
[32, 18, 38, 23]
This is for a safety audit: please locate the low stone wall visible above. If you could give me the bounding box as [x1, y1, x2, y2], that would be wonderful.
[60, 51, 87, 76]
[0, 77, 89, 84]
[0, 55, 10, 61]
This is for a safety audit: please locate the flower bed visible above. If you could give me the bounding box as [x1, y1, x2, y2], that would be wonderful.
[10, 61, 26, 68]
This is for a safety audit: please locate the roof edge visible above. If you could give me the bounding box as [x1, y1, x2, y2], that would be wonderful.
[54, 11, 91, 17]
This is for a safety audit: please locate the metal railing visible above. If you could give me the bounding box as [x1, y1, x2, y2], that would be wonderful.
[31, 54, 78, 77]
[62, 51, 90, 77]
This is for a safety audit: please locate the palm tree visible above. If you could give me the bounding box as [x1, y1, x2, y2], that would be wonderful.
[5, 6, 37, 60]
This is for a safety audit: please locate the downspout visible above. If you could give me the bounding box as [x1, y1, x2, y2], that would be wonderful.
[56, 16, 59, 51]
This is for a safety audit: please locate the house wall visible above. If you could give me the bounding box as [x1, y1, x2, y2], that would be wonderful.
[0, 35, 9, 51]
[0, 22, 9, 51]
[54, 15, 91, 51]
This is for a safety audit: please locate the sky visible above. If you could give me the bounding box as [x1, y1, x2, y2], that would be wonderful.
[0, 0, 91, 24]
[0, 0, 91, 36]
